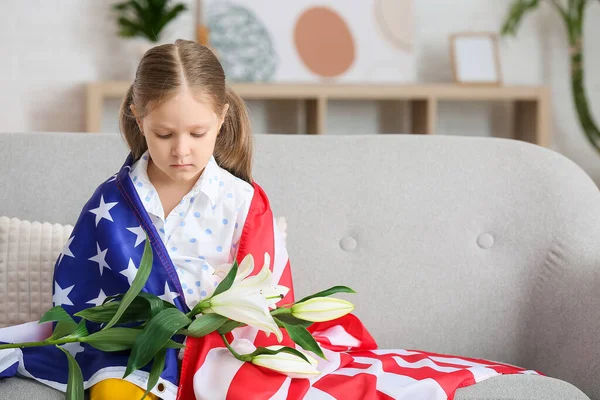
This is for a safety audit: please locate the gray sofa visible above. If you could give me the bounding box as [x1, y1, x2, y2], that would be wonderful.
[0, 131, 597, 400]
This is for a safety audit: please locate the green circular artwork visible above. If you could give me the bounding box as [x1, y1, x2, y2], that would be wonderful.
[208, 2, 278, 82]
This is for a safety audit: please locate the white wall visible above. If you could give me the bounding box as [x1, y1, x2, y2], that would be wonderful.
[2, 1, 600, 182]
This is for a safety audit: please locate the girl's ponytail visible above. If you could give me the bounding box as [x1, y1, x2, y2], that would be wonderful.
[213, 86, 254, 183]
[119, 84, 147, 160]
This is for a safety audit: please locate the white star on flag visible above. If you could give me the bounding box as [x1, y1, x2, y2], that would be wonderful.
[61, 342, 85, 358]
[53, 282, 75, 307]
[86, 289, 107, 307]
[126, 226, 146, 247]
[120, 258, 138, 285]
[57, 236, 75, 266]
[159, 281, 180, 304]
[88, 243, 111, 275]
[89, 195, 118, 227]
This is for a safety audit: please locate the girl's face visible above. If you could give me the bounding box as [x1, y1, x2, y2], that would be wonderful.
[131, 89, 227, 186]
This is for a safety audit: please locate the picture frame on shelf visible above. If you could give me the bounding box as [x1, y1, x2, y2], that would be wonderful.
[449, 32, 502, 86]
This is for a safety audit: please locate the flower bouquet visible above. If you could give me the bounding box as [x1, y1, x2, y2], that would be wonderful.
[0, 238, 356, 400]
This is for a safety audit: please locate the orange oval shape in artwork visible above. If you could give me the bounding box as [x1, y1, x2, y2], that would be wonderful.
[294, 7, 355, 78]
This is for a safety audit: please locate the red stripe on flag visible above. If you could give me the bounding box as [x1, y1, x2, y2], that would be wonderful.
[287, 378, 311, 400]
[226, 362, 288, 400]
[237, 183, 275, 276]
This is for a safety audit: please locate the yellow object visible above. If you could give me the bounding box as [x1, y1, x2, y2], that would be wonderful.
[89, 379, 159, 400]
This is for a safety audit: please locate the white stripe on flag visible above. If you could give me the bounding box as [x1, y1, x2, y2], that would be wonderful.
[466, 366, 501, 383]
[311, 325, 361, 348]
[268, 377, 291, 400]
[193, 347, 245, 400]
[429, 356, 500, 368]
[303, 386, 338, 399]
[392, 355, 461, 373]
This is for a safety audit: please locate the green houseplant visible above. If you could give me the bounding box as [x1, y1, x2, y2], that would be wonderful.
[501, 0, 600, 155]
[112, 0, 188, 43]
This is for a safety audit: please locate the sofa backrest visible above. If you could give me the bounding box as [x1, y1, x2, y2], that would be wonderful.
[1, 132, 599, 372]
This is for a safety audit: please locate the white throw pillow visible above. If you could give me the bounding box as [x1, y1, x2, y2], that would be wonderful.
[0, 216, 73, 327]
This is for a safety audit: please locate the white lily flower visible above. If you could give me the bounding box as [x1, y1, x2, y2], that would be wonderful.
[212, 254, 255, 281]
[291, 297, 355, 322]
[251, 346, 320, 379]
[207, 253, 284, 341]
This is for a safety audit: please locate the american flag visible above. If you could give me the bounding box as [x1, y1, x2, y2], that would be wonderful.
[0, 155, 540, 399]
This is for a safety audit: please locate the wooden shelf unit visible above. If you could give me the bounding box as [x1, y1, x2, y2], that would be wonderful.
[86, 82, 551, 146]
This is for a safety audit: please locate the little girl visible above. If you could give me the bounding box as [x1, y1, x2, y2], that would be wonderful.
[89, 38, 262, 399]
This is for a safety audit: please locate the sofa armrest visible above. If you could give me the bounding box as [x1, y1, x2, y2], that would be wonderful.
[527, 203, 600, 400]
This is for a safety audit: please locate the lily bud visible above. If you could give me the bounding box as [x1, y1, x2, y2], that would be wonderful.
[251, 346, 320, 378]
[291, 297, 354, 322]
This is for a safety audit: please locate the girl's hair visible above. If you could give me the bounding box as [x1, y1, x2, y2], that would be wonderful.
[119, 39, 254, 183]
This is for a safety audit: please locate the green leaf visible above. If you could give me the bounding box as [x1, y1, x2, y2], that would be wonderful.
[76, 298, 151, 324]
[136, 292, 165, 316]
[141, 348, 167, 400]
[275, 318, 325, 359]
[216, 320, 246, 335]
[124, 308, 191, 378]
[183, 314, 228, 337]
[500, 0, 540, 36]
[67, 319, 89, 339]
[82, 327, 183, 352]
[104, 238, 153, 330]
[211, 260, 238, 298]
[250, 346, 310, 364]
[273, 314, 312, 329]
[296, 286, 356, 304]
[39, 306, 79, 340]
[39, 306, 76, 324]
[56, 345, 84, 400]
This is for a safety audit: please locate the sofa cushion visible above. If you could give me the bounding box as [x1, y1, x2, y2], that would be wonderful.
[455, 374, 590, 400]
[0, 374, 590, 400]
[0, 216, 73, 327]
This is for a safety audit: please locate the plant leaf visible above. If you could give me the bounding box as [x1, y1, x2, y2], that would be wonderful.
[136, 292, 165, 316]
[67, 319, 89, 339]
[76, 298, 151, 324]
[275, 318, 325, 359]
[183, 314, 228, 337]
[124, 308, 191, 377]
[82, 327, 183, 352]
[141, 348, 167, 400]
[273, 314, 313, 329]
[216, 320, 246, 335]
[39, 306, 76, 324]
[104, 238, 153, 330]
[500, 0, 540, 36]
[296, 286, 356, 304]
[40, 306, 79, 340]
[250, 346, 310, 364]
[56, 345, 84, 400]
[211, 260, 238, 298]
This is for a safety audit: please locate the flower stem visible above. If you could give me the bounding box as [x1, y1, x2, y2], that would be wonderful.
[0, 337, 77, 350]
[220, 334, 251, 362]
[270, 307, 292, 317]
[186, 300, 210, 318]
